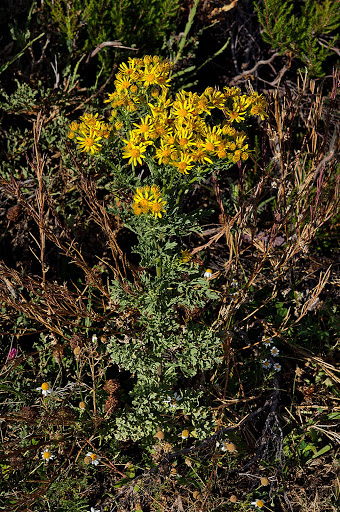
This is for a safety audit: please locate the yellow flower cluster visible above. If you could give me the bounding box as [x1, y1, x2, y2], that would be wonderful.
[68, 55, 267, 169]
[67, 113, 112, 154]
[105, 55, 172, 116]
[132, 185, 166, 218]
[103, 56, 267, 172]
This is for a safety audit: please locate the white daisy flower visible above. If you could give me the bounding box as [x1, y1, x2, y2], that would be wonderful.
[164, 392, 182, 408]
[41, 449, 55, 462]
[270, 346, 279, 357]
[262, 359, 272, 369]
[92, 334, 98, 343]
[88, 508, 100, 512]
[36, 382, 52, 396]
[263, 337, 273, 347]
[251, 499, 265, 508]
[86, 452, 101, 466]
[273, 362, 281, 372]
[204, 268, 213, 279]
[181, 429, 189, 439]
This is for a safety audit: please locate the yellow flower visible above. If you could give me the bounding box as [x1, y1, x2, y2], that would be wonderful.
[222, 123, 236, 136]
[223, 86, 241, 97]
[216, 142, 227, 159]
[206, 88, 226, 109]
[154, 142, 172, 165]
[193, 93, 212, 115]
[133, 186, 166, 218]
[132, 202, 143, 215]
[171, 98, 195, 121]
[122, 141, 147, 166]
[150, 120, 171, 140]
[175, 127, 196, 149]
[133, 187, 153, 213]
[173, 152, 195, 174]
[151, 87, 160, 97]
[76, 131, 103, 154]
[141, 63, 170, 89]
[118, 60, 137, 76]
[150, 184, 161, 199]
[150, 197, 166, 218]
[115, 120, 124, 131]
[114, 75, 133, 92]
[224, 97, 248, 123]
[181, 249, 192, 263]
[79, 112, 100, 128]
[69, 121, 79, 131]
[190, 144, 212, 164]
[232, 150, 242, 162]
[133, 115, 153, 140]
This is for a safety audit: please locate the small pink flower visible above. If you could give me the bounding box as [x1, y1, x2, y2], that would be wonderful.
[8, 348, 18, 360]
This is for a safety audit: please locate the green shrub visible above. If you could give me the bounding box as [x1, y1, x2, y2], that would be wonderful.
[254, 0, 340, 76]
[45, 0, 180, 65]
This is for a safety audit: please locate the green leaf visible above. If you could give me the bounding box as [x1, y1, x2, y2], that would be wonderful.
[311, 444, 332, 459]
[0, 33, 45, 75]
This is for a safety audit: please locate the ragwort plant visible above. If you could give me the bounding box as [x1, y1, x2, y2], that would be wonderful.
[66, 54, 267, 443]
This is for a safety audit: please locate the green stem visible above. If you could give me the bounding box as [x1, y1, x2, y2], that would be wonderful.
[156, 234, 163, 277]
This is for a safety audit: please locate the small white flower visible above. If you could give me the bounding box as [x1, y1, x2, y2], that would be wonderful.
[92, 334, 98, 343]
[36, 382, 52, 397]
[86, 452, 101, 466]
[164, 392, 182, 408]
[88, 508, 100, 512]
[231, 279, 239, 288]
[204, 268, 213, 279]
[251, 499, 265, 508]
[41, 449, 55, 462]
[271, 346, 279, 357]
[216, 440, 228, 452]
[273, 362, 281, 372]
[181, 429, 189, 439]
[262, 359, 272, 369]
[263, 337, 273, 347]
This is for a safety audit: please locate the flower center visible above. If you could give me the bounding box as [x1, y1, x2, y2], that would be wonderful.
[41, 383, 49, 391]
[177, 108, 187, 117]
[178, 162, 188, 171]
[84, 137, 94, 148]
[151, 202, 162, 213]
[43, 451, 51, 459]
[179, 138, 188, 146]
[230, 111, 239, 119]
[139, 199, 150, 213]
[130, 148, 141, 158]
[90, 453, 97, 460]
[145, 73, 155, 83]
